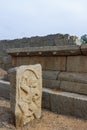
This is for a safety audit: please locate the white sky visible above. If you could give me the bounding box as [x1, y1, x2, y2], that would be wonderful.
[0, 0, 87, 40]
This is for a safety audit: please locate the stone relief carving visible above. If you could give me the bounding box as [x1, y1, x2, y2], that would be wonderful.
[9, 64, 42, 127]
[18, 69, 41, 124]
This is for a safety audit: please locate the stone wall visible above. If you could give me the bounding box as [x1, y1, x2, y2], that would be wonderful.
[0, 33, 80, 70]
[4, 43, 87, 120]
[7, 44, 87, 95]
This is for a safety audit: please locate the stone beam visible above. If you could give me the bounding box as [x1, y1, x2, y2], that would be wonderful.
[7, 45, 81, 56]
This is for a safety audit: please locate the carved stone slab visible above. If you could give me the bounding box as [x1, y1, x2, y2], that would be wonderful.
[9, 64, 42, 127]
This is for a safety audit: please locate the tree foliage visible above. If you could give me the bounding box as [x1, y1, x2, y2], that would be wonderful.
[81, 34, 87, 44]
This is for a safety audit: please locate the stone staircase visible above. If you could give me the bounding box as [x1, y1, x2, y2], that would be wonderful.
[42, 70, 87, 119]
[0, 70, 87, 119]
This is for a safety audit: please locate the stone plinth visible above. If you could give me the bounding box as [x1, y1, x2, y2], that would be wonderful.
[9, 64, 42, 127]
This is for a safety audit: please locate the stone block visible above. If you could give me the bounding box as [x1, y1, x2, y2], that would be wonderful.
[43, 88, 87, 119]
[50, 92, 74, 115]
[0, 68, 7, 77]
[16, 57, 46, 70]
[0, 80, 10, 99]
[9, 64, 42, 127]
[7, 45, 81, 56]
[2, 56, 11, 64]
[42, 70, 59, 80]
[43, 79, 60, 89]
[60, 81, 87, 95]
[45, 56, 66, 71]
[73, 97, 87, 119]
[17, 56, 66, 71]
[0, 74, 9, 81]
[67, 56, 87, 72]
[0, 57, 3, 64]
[42, 92, 50, 110]
[81, 44, 87, 55]
[58, 72, 87, 84]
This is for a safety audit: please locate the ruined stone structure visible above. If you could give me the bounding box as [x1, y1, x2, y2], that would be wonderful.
[1, 33, 87, 121]
[9, 64, 42, 127]
[7, 44, 87, 119]
[0, 33, 80, 70]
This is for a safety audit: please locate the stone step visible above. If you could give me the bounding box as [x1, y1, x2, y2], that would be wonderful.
[42, 88, 87, 119]
[42, 70, 59, 80]
[43, 79, 60, 89]
[58, 72, 87, 84]
[0, 80, 10, 99]
[1, 79, 87, 120]
[42, 70, 60, 89]
[60, 81, 87, 95]
[58, 72, 87, 95]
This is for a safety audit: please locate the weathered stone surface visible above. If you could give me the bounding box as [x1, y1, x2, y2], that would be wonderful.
[67, 56, 87, 72]
[7, 45, 81, 56]
[0, 57, 2, 64]
[16, 56, 66, 71]
[45, 56, 66, 71]
[0, 68, 9, 81]
[42, 70, 59, 80]
[0, 33, 80, 70]
[0, 80, 10, 99]
[0, 74, 9, 81]
[42, 91, 51, 110]
[0, 68, 7, 77]
[58, 72, 87, 84]
[43, 88, 87, 119]
[2, 56, 11, 64]
[1, 33, 79, 50]
[43, 79, 60, 89]
[81, 44, 87, 55]
[60, 81, 87, 95]
[9, 64, 42, 127]
[69, 36, 80, 45]
[16, 57, 46, 70]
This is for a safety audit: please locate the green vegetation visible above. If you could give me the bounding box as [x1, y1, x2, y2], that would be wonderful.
[81, 34, 87, 44]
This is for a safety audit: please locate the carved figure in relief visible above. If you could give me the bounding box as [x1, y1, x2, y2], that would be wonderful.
[18, 69, 41, 124]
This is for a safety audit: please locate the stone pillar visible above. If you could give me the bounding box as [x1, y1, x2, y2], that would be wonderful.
[9, 64, 42, 127]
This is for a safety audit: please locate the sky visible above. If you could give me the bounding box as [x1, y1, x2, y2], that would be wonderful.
[0, 0, 87, 40]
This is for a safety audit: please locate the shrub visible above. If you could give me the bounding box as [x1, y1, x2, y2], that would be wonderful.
[81, 34, 87, 44]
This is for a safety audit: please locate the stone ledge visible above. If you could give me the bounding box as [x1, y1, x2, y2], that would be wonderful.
[7, 45, 81, 56]
[42, 70, 59, 80]
[42, 88, 87, 119]
[60, 81, 87, 95]
[58, 72, 87, 84]
[43, 79, 60, 89]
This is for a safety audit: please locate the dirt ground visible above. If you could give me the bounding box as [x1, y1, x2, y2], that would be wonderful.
[0, 97, 87, 130]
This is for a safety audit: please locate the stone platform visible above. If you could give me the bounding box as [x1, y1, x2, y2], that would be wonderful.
[0, 81, 87, 120]
[0, 44, 87, 120]
[42, 88, 87, 119]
